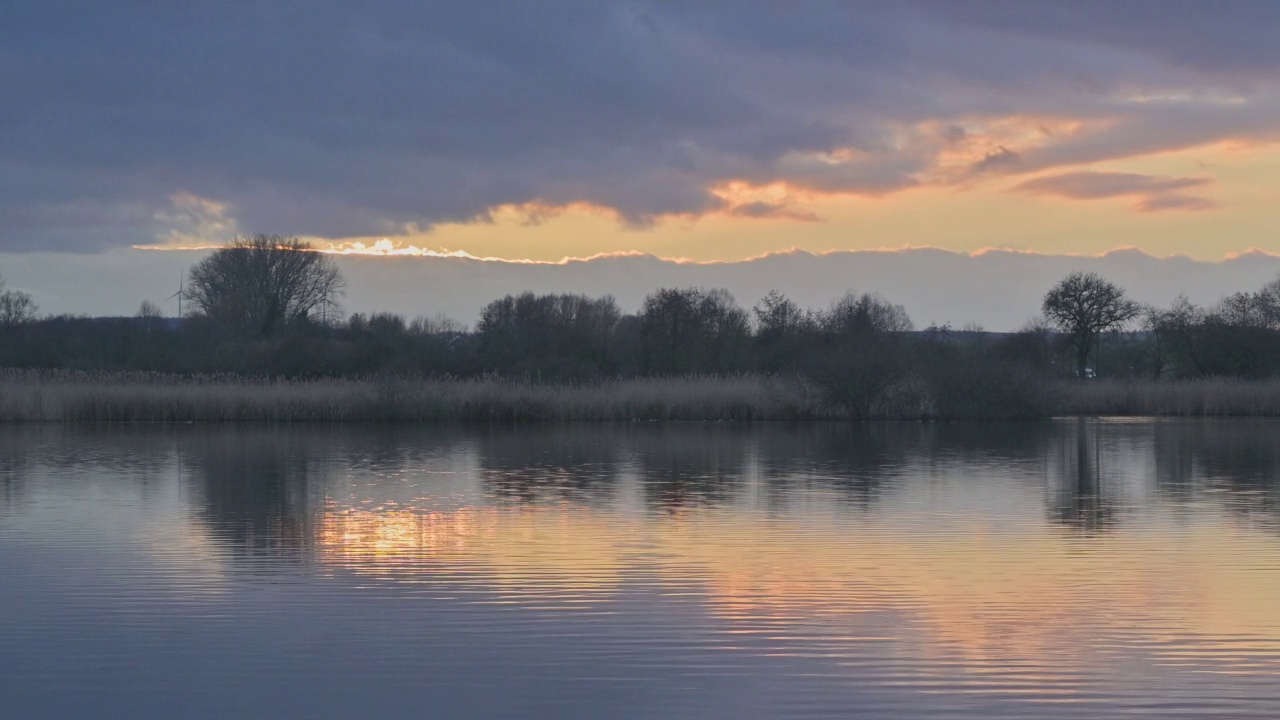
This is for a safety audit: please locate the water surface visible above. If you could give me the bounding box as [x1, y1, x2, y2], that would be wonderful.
[2, 420, 1280, 718]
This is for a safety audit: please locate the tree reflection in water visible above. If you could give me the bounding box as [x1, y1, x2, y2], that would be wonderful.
[1046, 418, 1117, 533]
[156, 419, 1280, 566]
[477, 424, 624, 505]
[0, 427, 33, 513]
[1154, 419, 1280, 530]
[632, 425, 751, 511]
[184, 427, 325, 563]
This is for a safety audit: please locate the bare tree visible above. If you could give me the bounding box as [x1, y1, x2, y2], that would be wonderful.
[137, 300, 163, 319]
[1213, 273, 1280, 331]
[803, 291, 915, 419]
[1144, 294, 1207, 378]
[187, 234, 344, 336]
[0, 275, 38, 328]
[752, 290, 813, 372]
[640, 287, 749, 374]
[818, 291, 914, 337]
[409, 313, 466, 336]
[1043, 272, 1140, 378]
[476, 292, 622, 376]
[753, 290, 809, 337]
[995, 316, 1056, 372]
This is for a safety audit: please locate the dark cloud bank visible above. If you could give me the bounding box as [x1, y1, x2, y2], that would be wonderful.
[5, 248, 1279, 332]
[3, 1, 1280, 251]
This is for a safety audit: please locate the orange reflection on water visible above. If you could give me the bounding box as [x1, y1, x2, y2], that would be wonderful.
[317, 502, 490, 567]
[313, 499, 1280, 677]
[316, 502, 630, 600]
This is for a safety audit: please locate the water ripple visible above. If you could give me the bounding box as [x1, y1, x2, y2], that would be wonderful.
[2, 421, 1280, 718]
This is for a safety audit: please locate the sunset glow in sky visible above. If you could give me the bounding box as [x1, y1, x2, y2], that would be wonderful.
[5, 3, 1280, 321]
[5, 2, 1280, 262]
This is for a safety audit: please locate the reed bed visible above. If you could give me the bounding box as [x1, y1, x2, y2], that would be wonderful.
[0, 369, 835, 423]
[8, 370, 1280, 423]
[1057, 378, 1280, 417]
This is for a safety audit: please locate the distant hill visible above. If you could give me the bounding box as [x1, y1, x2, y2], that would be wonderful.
[7, 247, 1280, 331]
[337, 248, 1280, 331]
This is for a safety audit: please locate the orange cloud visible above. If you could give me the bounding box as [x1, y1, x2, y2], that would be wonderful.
[707, 181, 823, 222]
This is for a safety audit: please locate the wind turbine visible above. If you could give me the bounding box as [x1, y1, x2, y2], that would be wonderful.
[319, 295, 337, 327]
[167, 271, 186, 318]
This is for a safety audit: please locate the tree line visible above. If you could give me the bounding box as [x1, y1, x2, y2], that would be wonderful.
[5, 235, 1280, 416]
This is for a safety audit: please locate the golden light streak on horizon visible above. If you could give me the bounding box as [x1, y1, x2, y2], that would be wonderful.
[129, 237, 1280, 265]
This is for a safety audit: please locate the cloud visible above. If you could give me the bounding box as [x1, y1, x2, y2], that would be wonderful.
[151, 193, 240, 248]
[967, 146, 1022, 176]
[723, 201, 820, 222]
[1013, 171, 1216, 212]
[1014, 172, 1209, 199]
[1134, 194, 1217, 213]
[1, 2, 1278, 251]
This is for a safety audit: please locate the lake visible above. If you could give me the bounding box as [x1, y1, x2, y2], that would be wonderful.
[2, 420, 1279, 718]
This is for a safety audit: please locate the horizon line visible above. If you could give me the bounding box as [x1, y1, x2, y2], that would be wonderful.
[127, 241, 1280, 266]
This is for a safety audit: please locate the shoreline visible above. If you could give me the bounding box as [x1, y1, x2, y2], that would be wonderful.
[0, 370, 830, 423]
[6, 370, 1280, 422]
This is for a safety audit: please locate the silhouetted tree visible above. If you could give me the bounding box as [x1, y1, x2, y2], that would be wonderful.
[994, 316, 1058, 373]
[918, 328, 1054, 420]
[641, 288, 699, 374]
[753, 290, 809, 337]
[1042, 272, 1140, 378]
[136, 300, 163, 319]
[752, 290, 812, 371]
[1196, 277, 1280, 377]
[477, 292, 621, 377]
[805, 292, 916, 419]
[409, 314, 465, 336]
[639, 288, 749, 374]
[817, 291, 913, 338]
[1220, 275, 1280, 330]
[609, 314, 644, 376]
[187, 234, 344, 337]
[695, 289, 751, 372]
[0, 275, 38, 328]
[1143, 295, 1209, 379]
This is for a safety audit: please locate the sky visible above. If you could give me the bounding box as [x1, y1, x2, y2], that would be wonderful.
[3, 2, 1280, 327]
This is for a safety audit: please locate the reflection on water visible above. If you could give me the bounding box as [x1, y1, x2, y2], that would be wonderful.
[3, 421, 1280, 718]
[1047, 417, 1113, 532]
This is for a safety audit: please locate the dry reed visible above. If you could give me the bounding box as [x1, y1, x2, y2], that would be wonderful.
[0, 369, 834, 423]
[1056, 378, 1280, 417]
[8, 370, 1280, 423]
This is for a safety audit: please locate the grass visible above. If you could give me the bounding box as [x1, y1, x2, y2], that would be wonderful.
[0, 369, 834, 423]
[7, 369, 1280, 423]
